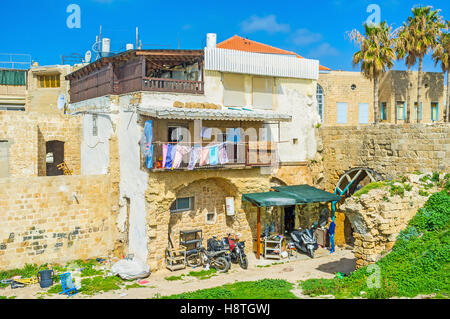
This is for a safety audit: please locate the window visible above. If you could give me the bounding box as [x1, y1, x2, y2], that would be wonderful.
[170, 197, 193, 213]
[380, 102, 387, 121]
[358, 103, 369, 124]
[316, 84, 324, 123]
[0, 141, 9, 178]
[413, 102, 423, 121]
[37, 74, 60, 88]
[252, 77, 273, 110]
[206, 211, 217, 224]
[223, 73, 245, 107]
[92, 114, 98, 137]
[336, 102, 347, 124]
[168, 126, 187, 143]
[396, 101, 405, 120]
[431, 102, 439, 122]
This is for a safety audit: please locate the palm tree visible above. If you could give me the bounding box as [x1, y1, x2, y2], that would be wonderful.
[407, 6, 445, 123]
[432, 22, 450, 122]
[348, 21, 396, 124]
[395, 22, 417, 123]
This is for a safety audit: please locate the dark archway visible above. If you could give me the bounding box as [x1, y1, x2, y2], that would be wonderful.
[45, 140, 65, 176]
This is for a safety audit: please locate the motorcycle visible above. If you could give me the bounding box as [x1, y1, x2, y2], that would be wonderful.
[290, 225, 319, 258]
[186, 244, 230, 273]
[222, 234, 248, 269]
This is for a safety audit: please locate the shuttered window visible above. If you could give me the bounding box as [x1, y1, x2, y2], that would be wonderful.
[37, 74, 60, 88]
[336, 102, 347, 124]
[252, 77, 273, 110]
[431, 102, 439, 122]
[223, 73, 245, 107]
[413, 102, 423, 121]
[358, 103, 369, 124]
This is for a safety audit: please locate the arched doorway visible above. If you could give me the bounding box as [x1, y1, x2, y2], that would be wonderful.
[45, 140, 65, 176]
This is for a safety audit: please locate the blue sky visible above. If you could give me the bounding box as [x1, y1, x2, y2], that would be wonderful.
[0, 0, 449, 72]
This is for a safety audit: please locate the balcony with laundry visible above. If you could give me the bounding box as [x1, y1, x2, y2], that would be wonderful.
[137, 106, 292, 172]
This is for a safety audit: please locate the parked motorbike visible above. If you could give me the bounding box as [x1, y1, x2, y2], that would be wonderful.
[290, 226, 319, 258]
[222, 234, 248, 269]
[186, 240, 230, 272]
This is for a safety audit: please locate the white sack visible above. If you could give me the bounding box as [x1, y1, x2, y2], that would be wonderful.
[111, 258, 151, 280]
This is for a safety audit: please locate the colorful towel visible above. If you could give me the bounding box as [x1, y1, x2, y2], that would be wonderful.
[200, 147, 210, 166]
[226, 128, 241, 143]
[187, 145, 201, 170]
[162, 144, 168, 168]
[209, 145, 219, 166]
[164, 144, 176, 169]
[172, 145, 192, 170]
[143, 120, 154, 169]
[218, 143, 229, 165]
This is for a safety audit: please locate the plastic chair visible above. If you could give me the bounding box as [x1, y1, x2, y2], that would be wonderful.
[58, 272, 78, 296]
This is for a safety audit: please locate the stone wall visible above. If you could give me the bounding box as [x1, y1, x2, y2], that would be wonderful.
[0, 111, 82, 177]
[320, 123, 450, 191]
[145, 168, 272, 270]
[0, 175, 115, 270]
[340, 174, 441, 268]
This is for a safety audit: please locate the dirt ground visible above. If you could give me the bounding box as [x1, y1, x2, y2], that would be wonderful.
[1, 247, 356, 299]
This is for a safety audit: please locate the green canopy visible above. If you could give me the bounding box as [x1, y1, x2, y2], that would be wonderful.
[242, 191, 297, 207]
[272, 185, 340, 204]
[242, 184, 340, 207]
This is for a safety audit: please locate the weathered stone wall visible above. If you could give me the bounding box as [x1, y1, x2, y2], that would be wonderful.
[320, 123, 450, 191]
[145, 168, 271, 270]
[0, 175, 115, 270]
[0, 111, 82, 177]
[340, 174, 441, 269]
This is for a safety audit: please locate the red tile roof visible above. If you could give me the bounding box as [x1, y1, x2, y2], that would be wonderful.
[216, 35, 330, 71]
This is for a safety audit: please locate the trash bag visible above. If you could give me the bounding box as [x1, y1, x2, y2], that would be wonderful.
[111, 257, 151, 280]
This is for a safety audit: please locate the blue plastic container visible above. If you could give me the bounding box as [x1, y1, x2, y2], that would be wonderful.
[37, 269, 54, 288]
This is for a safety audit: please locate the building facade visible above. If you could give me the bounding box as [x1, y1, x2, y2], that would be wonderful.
[317, 70, 446, 125]
[66, 34, 326, 270]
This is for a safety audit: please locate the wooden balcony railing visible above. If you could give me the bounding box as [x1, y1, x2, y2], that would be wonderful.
[142, 77, 204, 94]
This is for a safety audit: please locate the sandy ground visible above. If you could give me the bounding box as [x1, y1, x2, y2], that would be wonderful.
[1, 247, 356, 299]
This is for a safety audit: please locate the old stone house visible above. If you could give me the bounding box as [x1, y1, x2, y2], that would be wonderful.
[65, 34, 327, 270]
[317, 70, 446, 125]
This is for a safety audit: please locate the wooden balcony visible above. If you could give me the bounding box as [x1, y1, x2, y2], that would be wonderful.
[142, 77, 204, 94]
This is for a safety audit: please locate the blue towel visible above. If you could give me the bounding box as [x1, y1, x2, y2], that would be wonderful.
[143, 120, 154, 169]
[165, 144, 176, 169]
[226, 128, 241, 143]
[209, 145, 219, 165]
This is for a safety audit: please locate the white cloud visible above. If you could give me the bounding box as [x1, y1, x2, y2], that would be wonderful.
[290, 28, 323, 46]
[308, 43, 339, 57]
[240, 15, 290, 34]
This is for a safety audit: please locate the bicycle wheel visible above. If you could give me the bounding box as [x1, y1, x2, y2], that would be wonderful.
[213, 256, 230, 273]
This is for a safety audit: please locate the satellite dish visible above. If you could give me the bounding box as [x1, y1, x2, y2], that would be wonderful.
[85, 50, 92, 63]
[57, 94, 66, 110]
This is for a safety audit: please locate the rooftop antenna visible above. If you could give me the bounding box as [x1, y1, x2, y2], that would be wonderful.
[136, 27, 139, 49]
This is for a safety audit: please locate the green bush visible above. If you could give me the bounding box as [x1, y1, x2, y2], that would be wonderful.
[300, 190, 450, 299]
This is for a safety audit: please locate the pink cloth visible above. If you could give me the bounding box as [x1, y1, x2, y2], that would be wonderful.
[162, 144, 168, 168]
[218, 143, 229, 165]
[199, 147, 210, 166]
[171, 145, 192, 170]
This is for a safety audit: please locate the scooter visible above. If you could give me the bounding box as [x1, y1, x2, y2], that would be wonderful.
[222, 234, 248, 269]
[290, 226, 319, 258]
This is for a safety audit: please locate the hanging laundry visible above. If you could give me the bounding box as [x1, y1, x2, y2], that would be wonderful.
[164, 144, 176, 169]
[187, 145, 201, 170]
[143, 120, 154, 169]
[162, 144, 168, 168]
[172, 145, 192, 170]
[209, 145, 219, 166]
[218, 143, 229, 165]
[199, 147, 210, 166]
